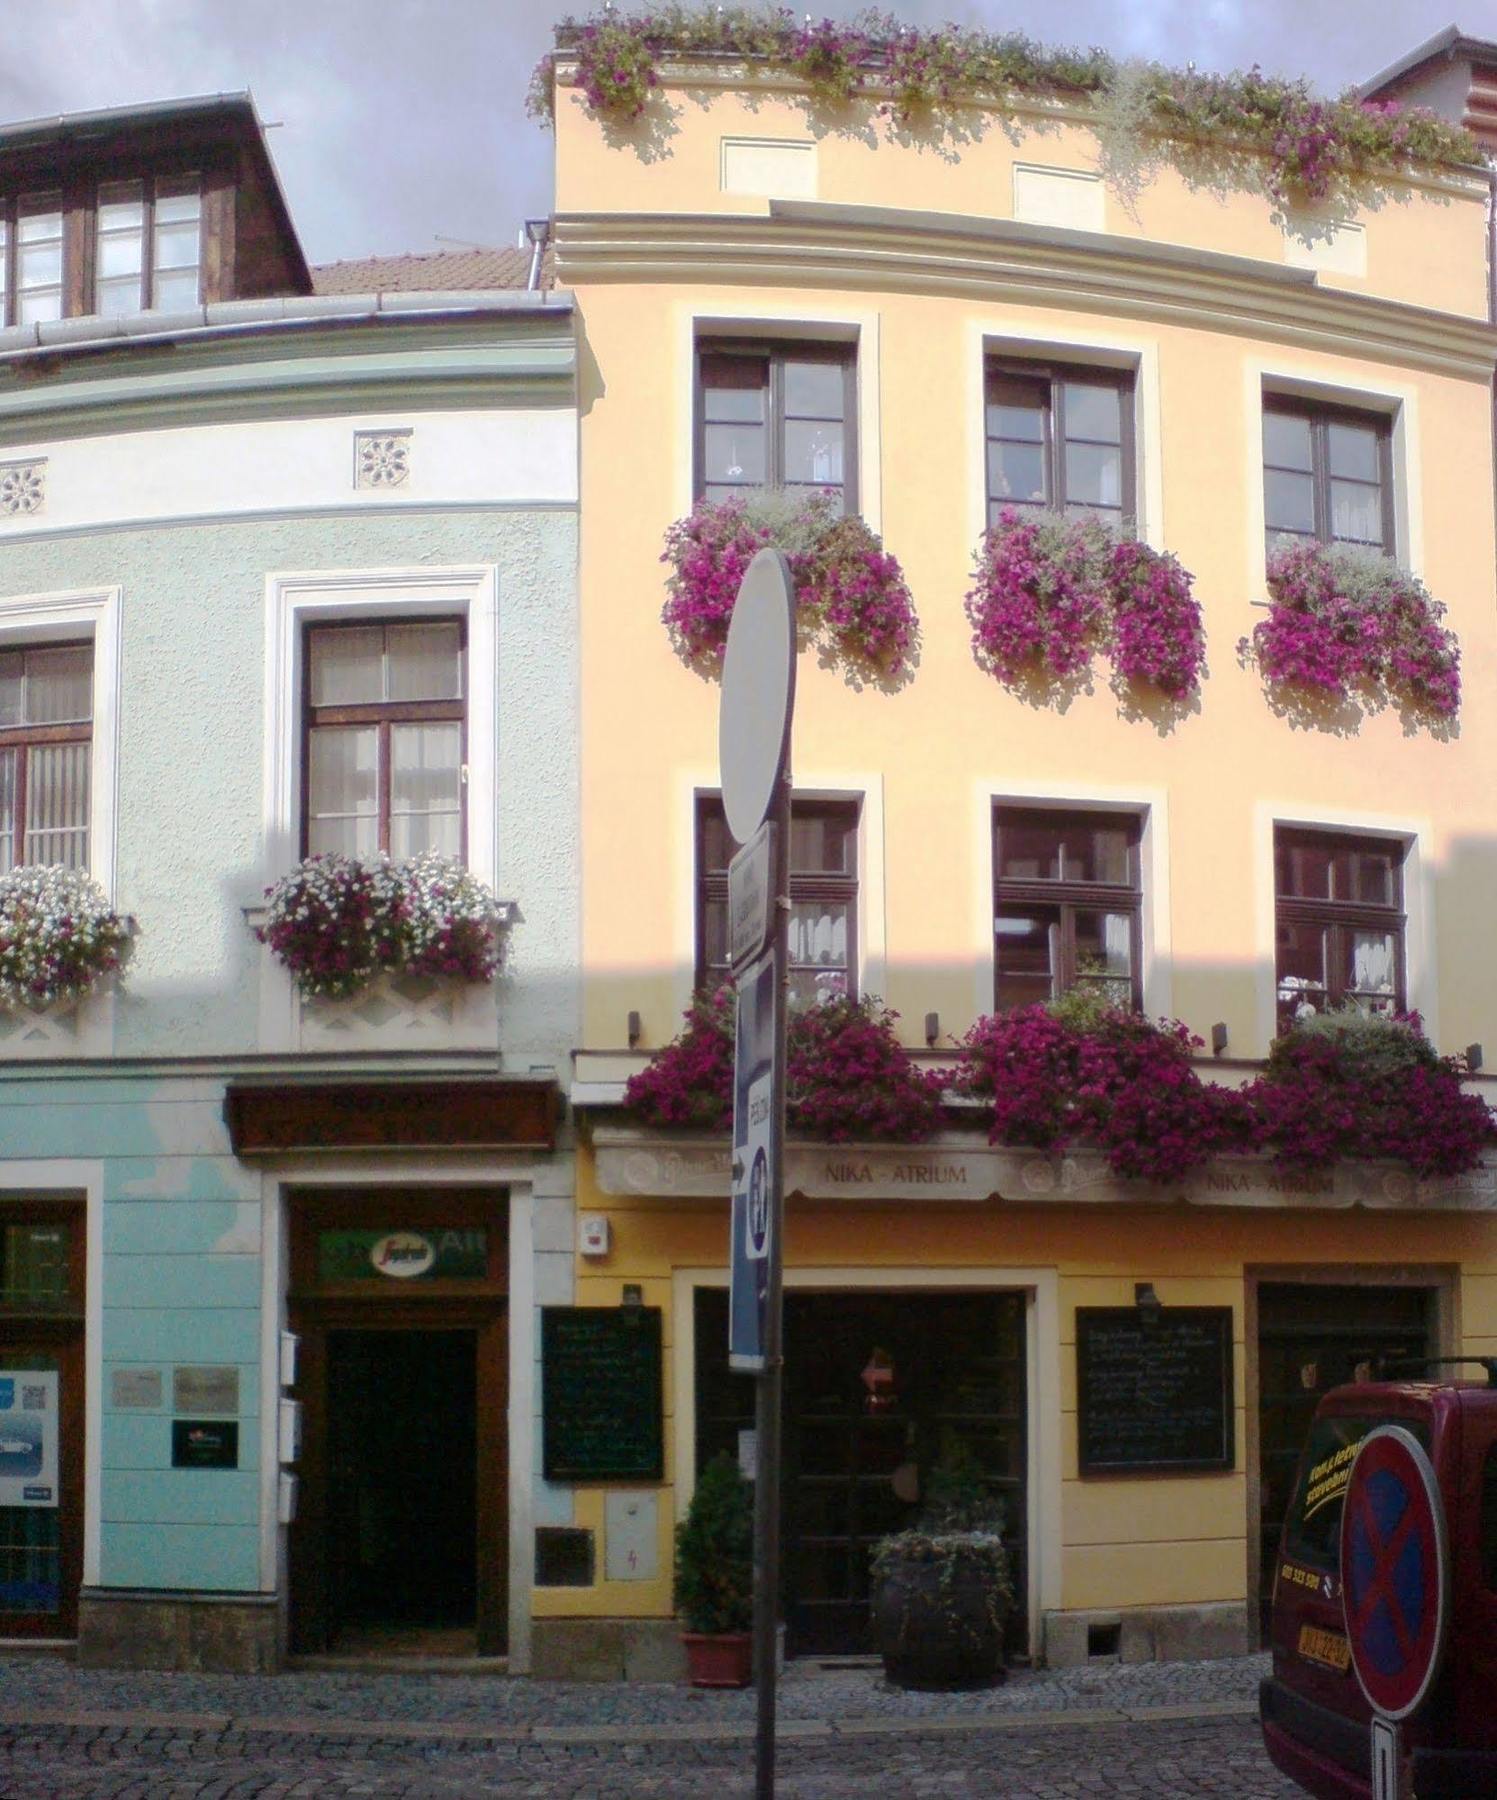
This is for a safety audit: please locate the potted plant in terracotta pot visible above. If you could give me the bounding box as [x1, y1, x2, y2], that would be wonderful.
[674, 1451, 753, 1687]
[869, 1442, 1013, 1690]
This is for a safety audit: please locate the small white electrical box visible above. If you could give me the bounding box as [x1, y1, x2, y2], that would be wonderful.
[278, 1330, 299, 1389]
[278, 1397, 303, 1465]
[578, 1214, 611, 1257]
[277, 1470, 299, 1525]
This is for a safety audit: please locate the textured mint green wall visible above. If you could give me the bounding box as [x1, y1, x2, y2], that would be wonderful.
[0, 505, 579, 1063]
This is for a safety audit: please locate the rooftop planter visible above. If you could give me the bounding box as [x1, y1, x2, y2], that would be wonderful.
[256, 851, 512, 1002]
[1239, 542, 1460, 728]
[0, 864, 131, 1012]
[662, 490, 918, 688]
[965, 511, 1204, 708]
[530, 9, 1479, 217]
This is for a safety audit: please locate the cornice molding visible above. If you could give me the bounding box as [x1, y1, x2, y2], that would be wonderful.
[554, 205, 1497, 380]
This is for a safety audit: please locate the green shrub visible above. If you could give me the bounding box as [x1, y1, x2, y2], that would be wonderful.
[674, 1451, 753, 1634]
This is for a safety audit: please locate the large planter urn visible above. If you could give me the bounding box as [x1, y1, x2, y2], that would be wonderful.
[870, 1534, 1010, 1691]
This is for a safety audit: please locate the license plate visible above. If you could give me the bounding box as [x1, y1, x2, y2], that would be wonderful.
[1299, 1623, 1351, 1672]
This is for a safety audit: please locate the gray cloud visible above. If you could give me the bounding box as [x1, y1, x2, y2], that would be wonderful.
[0, 2, 1472, 265]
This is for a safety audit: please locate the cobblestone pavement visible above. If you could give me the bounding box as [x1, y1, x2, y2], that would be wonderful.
[0, 1654, 1299, 1797]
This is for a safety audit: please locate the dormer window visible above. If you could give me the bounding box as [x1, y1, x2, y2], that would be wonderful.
[95, 176, 201, 315]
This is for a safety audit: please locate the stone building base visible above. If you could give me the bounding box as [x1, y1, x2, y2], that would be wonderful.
[77, 1589, 281, 1673]
[1042, 1603, 1250, 1668]
[530, 1616, 687, 1682]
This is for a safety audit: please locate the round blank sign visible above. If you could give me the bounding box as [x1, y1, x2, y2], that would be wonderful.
[719, 548, 796, 844]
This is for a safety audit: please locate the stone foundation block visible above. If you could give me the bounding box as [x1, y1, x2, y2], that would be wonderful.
[530, 1616, 687, 1682]
[77, 1589, 280, 1673]
[1042, 1603, 1249, 1669]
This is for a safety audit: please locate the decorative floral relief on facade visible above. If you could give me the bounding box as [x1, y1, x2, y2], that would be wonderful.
[294, 968, 498, 1053]
[0, 460, 46, 516]
[353, 430, 411, 489]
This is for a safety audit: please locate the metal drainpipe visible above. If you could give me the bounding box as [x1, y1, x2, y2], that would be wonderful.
[524, 218, 552, 291]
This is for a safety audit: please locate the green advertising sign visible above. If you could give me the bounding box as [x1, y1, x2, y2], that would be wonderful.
[317, 1228, 488, 1283]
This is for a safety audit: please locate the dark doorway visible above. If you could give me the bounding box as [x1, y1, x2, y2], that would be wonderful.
[324, 1330, 477, 1648]
[1255, 1281, 1435, 1641]
[695, 1287, 1028, 1658]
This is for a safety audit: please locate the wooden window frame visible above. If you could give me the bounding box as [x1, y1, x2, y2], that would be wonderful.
[695, 793, 860, 997]
[992, 805, 1143, 1011]
[0, 640, 93, 874]
[1273, 826, 1406, 1027]
[93, 175, 203, 315]
[0, 194, 66, 329]
[694, 338, 859, 512]
[299, 617, 468, 862]
[984, 358, 1137, 528]
[1262, 394, 1395, 555]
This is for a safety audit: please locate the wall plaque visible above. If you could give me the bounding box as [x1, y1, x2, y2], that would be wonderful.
[110, 1368, 163, 1410]
[542, 1306, 664, 1482]
[171, 1419, 239, 1470]
[172, 1366, 239, 1416]
[1076, 1306, 1235, 1476]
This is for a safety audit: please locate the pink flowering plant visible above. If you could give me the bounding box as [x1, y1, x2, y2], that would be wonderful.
[0, 864, 131, 1011]
[623, 989, 942, 1141]
[965, 510, 1204, 702]
[662, 490, 917, 685]
[258, 852, 508, 1002]
[1241, 543, 1460, 724]
[529, 10, 1478, 214]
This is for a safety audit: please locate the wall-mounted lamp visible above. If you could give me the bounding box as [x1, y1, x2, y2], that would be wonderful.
[1210, 1022, 1228, 1057]
[924, 1011, 940, 1047]
[627, 1010, 642, 1049]
[1134, 1281, 1162, 1325]
[621, 1283, 643, 1308]
[1467, 1043, 1483, 1073]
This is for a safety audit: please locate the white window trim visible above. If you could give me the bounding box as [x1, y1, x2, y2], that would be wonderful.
[0, 586, 120, 896]
[672, 767, 886, 1026]
[1254, 801, 1434, 1057]
[261, 565, 499, 889]
[1244, 358, 1421, 594]
[973, 779, 1173, 1026]
[966, 320, 1163, 559]
[674, 301, 882, 531]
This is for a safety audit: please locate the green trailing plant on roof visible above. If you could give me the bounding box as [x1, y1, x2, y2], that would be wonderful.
[528, 8, 1480, 221]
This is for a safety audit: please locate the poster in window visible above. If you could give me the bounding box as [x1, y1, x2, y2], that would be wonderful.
[0, 1371, 59, 1507]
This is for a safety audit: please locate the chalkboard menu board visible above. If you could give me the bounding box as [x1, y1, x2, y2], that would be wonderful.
[1076, 1307, 1234, 1476]
[542, 1306, 664, 1482]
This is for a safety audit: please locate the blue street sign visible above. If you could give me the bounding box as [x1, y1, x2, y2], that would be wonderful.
[730, 954, 776, 1371]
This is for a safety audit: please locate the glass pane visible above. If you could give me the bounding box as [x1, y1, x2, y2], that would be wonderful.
[0, 1224, 68, 1305]
[1074, 909, 1132, 988]
[97, 230, 143, 279]
[386, 622, 462, 702]
[788, 963, 848, 1009]
[1344, 931, 1397, 1005]
[18, 240, 62, 290]
[1263, 411, 1313, 472]
[17, 206, 61, 244]
[1277, 920, 1327, 1022]
[997, 818, 1061, 881]
[307, 726, 377, 857]
[784, 360, 845, 418]
[700, 807, 736, 874]
[0, 749, 15, 875]
[1329, 479, 1383, 546]
[18, 288, 61, 326]
[1000, 814, 1130, 885]
[0, 654, 22, 729]
[309, 627, 383, 705]
[0, 220, 7, 303]
[25, 742, 90, 870]
[1063, 441, 1122, 509]
[704, 421, 765, 486]
[1277, 838, 1331, 901]
[789, 813, 854, 874]
[25, 647, 92, 725]
[702, 898, 729, 977]
[150, 268, 199, 311]
[1336, 845, 1396, 906]
[986, 376, 1045, 441]
[783, 418, 844, 488]
[1328, 422, 1380, 482]
[390, 723, 462, 859]
[153, 217, 200, 273]
[996, 905, 1058, 1009]
[1265, 469, 1316, 536]
[987, 440, 1045, 506]
[96, 276, 142, 317]
[1063, 382, 1121, 442]
[0, 1348, 62, 1615]
[155, 183, 201, 224]
[788, 900, 849, 976]
[701, 355, 766, 422]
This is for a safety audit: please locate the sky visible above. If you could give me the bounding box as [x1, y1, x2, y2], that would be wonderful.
[0, 2, 1478, 268]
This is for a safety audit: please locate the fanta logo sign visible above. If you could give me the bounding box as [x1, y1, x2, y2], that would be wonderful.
[369, 1232, 435, 1279]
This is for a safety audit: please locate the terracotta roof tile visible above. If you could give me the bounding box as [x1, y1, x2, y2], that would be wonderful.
[310, 244, 552, 294]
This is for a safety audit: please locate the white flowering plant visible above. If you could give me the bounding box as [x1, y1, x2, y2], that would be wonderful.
[0, 864, 131, 1011]
[257, 852, 508, 1001]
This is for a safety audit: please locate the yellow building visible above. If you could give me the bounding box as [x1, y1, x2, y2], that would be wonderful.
[536, 25, 1497, 1675]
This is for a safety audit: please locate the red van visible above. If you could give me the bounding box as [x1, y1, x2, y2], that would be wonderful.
[1259, 1366, 1497, 1797]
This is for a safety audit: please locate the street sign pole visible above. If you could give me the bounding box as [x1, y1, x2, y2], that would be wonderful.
[719, 548, 796, 1800]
